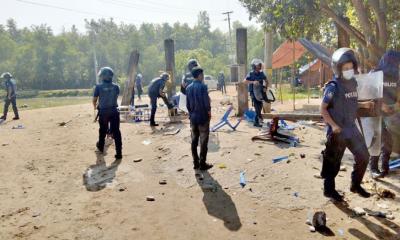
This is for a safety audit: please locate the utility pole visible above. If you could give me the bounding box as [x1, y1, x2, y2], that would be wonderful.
[222, 11, 234, 63]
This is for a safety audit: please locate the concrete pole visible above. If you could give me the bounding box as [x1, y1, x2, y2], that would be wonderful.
[164, 39, 176, 100]
[292, 40, 296, 111]
[121, 50, 140, 106]
[236, 28, 248, 116]
[263, 30, 273, 113]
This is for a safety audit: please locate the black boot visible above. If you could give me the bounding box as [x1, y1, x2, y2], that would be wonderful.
[13, 116, 19, 120]
[350, 184, 371, 198]
[0, 115, 6, 120]
[200, 162, 213, 171]
[150, 122, 159, 127]
[115, 152, 122, 159]
[381, 153, 390, 177]
[323, 178, 344, 202]
[370, 156, 382, 179]
[96, 142, 104, 153]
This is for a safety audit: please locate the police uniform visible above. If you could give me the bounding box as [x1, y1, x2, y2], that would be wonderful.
[186, 68, 212, 170]
[181, 72, 194, 95]
[148, 76, 172, 126]
[181, 59, 199, 95]
[2, 77, 19, 120]
[321, 77, 370, 195]
[94, 80, 122, 157]
[218, 72, 226, 94]
[371, 50, 400, 175]
[246, 70, 266, 126]
[136, 74, 143, 99]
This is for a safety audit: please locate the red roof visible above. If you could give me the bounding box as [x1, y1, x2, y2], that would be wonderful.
[272, 40, 306, 69]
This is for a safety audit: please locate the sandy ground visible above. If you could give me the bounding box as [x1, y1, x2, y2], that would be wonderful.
[1, 85, 400, 240]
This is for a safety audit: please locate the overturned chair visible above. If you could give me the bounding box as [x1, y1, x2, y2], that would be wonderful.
[211, 105, 242, 132]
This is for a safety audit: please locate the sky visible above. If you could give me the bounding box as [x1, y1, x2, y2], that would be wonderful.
[1, 0, 259, 34]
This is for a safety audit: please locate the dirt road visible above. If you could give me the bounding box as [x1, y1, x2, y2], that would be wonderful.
[1, 87, 399, 239]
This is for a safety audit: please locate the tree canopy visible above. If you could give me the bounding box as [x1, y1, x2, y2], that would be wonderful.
[0, 13, 273, 90]
[239, 0, 400, 67]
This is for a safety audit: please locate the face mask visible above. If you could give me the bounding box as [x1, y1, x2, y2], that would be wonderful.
[342, 69, 354, 80]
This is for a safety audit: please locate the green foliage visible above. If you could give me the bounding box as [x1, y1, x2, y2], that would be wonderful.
[0, 15, 275, 91]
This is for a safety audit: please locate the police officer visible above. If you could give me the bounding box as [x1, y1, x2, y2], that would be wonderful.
[243, 59, 267, 127]
[0, 72, 19, 120]
[218, 71, 226, 94]
[186, 67, 213, 171]
[148, 72, 173, 127]
[93, 67, 122, 159]
[370, 50, 400, 178]
[181, 59, 199, 95]
[320, 48, 371, 201]
[136, 73, 143, 101]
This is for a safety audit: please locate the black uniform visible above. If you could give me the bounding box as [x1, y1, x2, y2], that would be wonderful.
[2, 78, 19, 119]
[94, 80, 122, 156]
[321, 77, 370, 194]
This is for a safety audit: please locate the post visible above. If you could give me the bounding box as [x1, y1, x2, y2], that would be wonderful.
[164, 39, 176, 100]
[319, 61, 324, 98]
[236, 28, 248, 116]
[279, 68, 283, 104]
[121, 50, 140, 106]
[263, 30, 273, 113]
[292, 40, 296, 110]
[335, 17, 350, 48]
[307, 55, 311, 104]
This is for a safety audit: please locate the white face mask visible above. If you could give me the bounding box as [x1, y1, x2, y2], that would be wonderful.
[342, 69, 354, 80]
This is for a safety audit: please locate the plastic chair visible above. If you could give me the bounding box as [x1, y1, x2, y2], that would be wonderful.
[211, 106, 242, 132]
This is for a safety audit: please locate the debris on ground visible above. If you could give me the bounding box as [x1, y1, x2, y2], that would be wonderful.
[58, 120, 72, 127]
[300, 153, 306, 158]
[217, 163, 227, 169]
[142, 140, 152, 145]
[377, 187, 396, 199]
[240, 171, 246, 187]
[159, 180, 167, 185]
[312, 211, 327, 230]
[339, 166, 347, 172]
[364, 208, 386, 218]
[133, 158, 143, 163]
[377, 203, 389, 209]
[177, 168, 184, 172]
[146, 196, 155, 201]
[273, 156, 289, 163]
[12, 125, 24, 129]
[163, 128, 181, 136]
[352, 207, 366, 216]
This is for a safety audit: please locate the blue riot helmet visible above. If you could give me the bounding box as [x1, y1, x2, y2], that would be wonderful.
[98, 67, 114, 81]
[187, 59, 199, 72]
[160, 72, 169, 81]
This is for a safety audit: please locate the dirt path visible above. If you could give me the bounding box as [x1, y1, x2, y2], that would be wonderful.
[0, 86, 399, 239]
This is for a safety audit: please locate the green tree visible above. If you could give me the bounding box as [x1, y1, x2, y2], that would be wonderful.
[239, 0, 400, 66]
